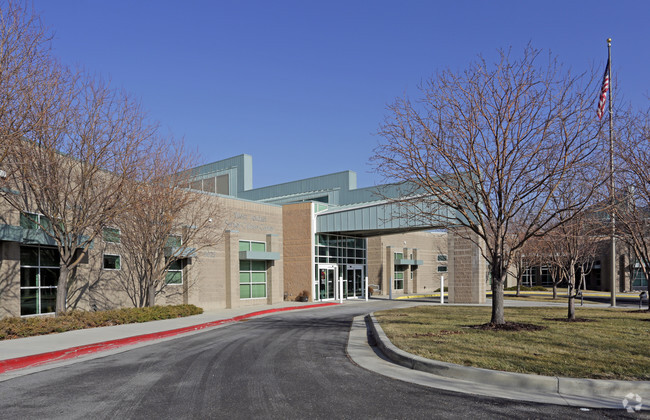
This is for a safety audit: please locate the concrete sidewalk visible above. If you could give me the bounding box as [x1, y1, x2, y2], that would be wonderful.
[0, 301, 337, 375]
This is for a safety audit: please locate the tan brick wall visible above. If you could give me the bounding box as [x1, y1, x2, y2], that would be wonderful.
[368, 231, 448, 296]
[282, 202, 313, 301]
[448, 228, 486, 304]
[0, 194, 284, 317]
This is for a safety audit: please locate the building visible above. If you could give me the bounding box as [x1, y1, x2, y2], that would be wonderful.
[0, 154, 489, 318]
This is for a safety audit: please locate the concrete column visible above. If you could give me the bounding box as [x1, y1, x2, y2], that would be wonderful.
[403, 247, 410, 294]
[266, 233, 282, 304]
[224, 230, 240, 309]
[447, 228, 486, 304]
[385, 246, 393, 296]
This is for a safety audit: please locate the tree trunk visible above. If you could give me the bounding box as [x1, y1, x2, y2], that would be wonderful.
[146, 279, 156, 307]
[567, 265, 576, 320]
[491, 263, 506, 324]
[56, 264, 69, 315]
[552, 283, 557, 299]
[568, 294, 575, 320]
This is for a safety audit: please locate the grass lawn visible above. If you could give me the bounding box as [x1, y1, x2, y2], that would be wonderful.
[374, 306, 650, 380]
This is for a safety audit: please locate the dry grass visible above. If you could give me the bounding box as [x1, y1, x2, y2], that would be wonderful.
[374, 306, 650, 380]
[501, 294, 600, 304]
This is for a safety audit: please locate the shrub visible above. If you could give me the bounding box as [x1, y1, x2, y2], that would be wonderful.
[0, 304, 203, 340]
[505, 285, 547, 291]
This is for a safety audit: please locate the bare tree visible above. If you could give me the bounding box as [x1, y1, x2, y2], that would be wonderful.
[541, 206, 599, 319]
[508, 238, 539, 296]
[1, 70, 156, 315]
[0, 1, 53, 167]
[373, 46, 604, 324]
[114, 140, 225, 307]
[615, 108, 650, 303]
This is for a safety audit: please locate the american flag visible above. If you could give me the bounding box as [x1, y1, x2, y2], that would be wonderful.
[597, 58, 610, 119]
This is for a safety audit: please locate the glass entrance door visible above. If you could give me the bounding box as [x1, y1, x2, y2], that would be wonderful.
[316, 265, 337, 301]
[346, 265, 364, 298]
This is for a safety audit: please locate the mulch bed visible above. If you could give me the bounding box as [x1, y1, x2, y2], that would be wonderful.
[468, 322, 546, 331]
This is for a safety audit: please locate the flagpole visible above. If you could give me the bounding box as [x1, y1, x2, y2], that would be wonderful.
[608, 37, 616, 307]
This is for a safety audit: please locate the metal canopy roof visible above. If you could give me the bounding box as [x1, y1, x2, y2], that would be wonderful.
[315, 200, 451, 237]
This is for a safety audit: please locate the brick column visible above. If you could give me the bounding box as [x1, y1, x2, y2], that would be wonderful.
[448, 228, 486, 304]
[266, 233, 282, 304]
[224, 230, 240, 309]
[385, 246, 394, 296]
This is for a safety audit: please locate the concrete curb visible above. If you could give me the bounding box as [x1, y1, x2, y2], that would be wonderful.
[0, 303, 338, 374]
[367, 313, 650, 402]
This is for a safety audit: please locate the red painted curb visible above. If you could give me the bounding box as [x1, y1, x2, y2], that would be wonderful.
[0, 302, 339, 374]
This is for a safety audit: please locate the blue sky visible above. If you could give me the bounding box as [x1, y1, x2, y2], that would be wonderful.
[31, 0, 650, 188]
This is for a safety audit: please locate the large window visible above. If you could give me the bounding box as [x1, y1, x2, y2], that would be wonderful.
[20, 246, 59, 316]
[315, 234, 366, 266]
[239, 241, 267, 299]
[240, 260, 266, 299]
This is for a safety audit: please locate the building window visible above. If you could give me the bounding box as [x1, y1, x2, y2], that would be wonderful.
[394, 271, 404, 289]
[103, 254, 121, 270]
[165, 259, 183, 285]
[20, 212, 52, 230]
[540, 266, 552, 286]
[523, 267, 534, 287]
[166, 234, 182, 248]
[20, 246, 59, 316]
[437, 254, 448, 262]
[437, 265, 448, 273]
[103, 227, 121, 243]
[239, 240, 266, 252]
[632, 261, 648, 288]
[240, 260, 266, 299]
[314, 234, 367, 266]
[394, 252, 403, 261]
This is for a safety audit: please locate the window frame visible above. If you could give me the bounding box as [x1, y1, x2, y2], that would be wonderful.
[239, 255, 267, 300]
[239, 240, 266, 252]
[165, 259, 183, 285]
[20, 245, 59, 316]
